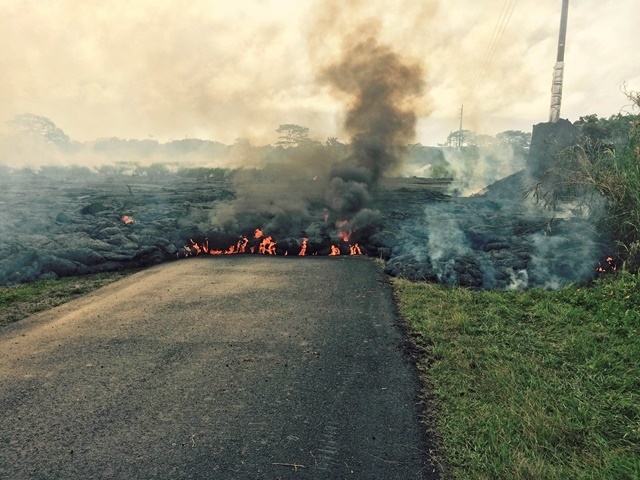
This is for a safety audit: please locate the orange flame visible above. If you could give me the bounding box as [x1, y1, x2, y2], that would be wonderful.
[254, 228, 263, 239]
[298, 238, 308, 256]
[329, 245, 340, 256]
[122, 215, 135, 225]
[237, 237, 248, 253]
[187, 238, 202, 256]
[350, 244, 362, 255]
[259, 236, 277, 255]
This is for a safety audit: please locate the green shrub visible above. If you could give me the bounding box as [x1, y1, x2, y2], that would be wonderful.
[528, 92, 640, 271]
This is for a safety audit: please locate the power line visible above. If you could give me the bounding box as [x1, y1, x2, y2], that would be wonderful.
[468, 0, 510, 99]
[469, 0, 518, 100]
[444, 1, 519, 146]
[465, 0, 519, 104]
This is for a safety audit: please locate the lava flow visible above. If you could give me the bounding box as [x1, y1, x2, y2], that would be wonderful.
[182, 228, 363, 258]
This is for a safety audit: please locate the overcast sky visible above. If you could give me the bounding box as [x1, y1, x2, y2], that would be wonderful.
[1, 0, 639, 146]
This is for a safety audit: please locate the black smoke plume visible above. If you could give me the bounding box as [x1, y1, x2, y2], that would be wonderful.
[210, 14, 426, 240]
[321, 31, 425, 184]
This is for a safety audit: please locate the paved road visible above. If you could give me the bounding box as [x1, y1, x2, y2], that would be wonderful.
[0, 257, 436, 479]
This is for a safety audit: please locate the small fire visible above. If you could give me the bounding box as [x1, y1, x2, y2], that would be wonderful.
[350, 244, 362, 255]
[596, 256, 617, 274]
[254, 228, 264, 239]
[313, 176, 318, 181]
[298, 238, 308, 256]
[122, 215, 135, 225]
[337, 220, 351, 242]
[329, 245, 341, 256]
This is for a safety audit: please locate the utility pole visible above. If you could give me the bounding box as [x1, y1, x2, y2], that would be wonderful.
[549, 0, 569, 123]
[458, 105, 464, 148]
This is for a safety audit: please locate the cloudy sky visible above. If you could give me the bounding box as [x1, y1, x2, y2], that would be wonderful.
[1, 0, 639, 146]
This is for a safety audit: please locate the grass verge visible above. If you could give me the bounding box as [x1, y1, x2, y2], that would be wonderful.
[394, 273, 640, 479]
[0, 271, 136, 329]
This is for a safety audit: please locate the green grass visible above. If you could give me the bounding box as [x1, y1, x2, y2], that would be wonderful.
[0, 271, 135, 329]
[394, 273, 640, 479]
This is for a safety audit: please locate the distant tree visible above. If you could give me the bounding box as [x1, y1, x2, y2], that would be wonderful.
[325, 137, 344, 148]
[276, 124, 310, 148]
[574, 114, 610, 143]
[473, 133, 497, 147]
[496, 130, 531, 152]
[92, 137, 159, 156]
[7, 113, 72, 146]
[445, 129, 489, 147]
[324, 137, 347, 157]
[407, 143, 445, 166]
[575, 113, 639, 148]
[162, 138, 228, 158]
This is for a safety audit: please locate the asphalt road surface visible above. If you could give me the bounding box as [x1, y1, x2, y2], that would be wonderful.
[0, 257, 437, 479]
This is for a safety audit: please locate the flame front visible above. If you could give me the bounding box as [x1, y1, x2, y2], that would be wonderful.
[183, 227, 364, 258]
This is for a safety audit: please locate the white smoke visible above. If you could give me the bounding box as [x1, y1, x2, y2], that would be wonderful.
[444, 142, 526, 196]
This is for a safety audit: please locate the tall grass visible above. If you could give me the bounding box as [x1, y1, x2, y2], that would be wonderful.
[394, 273, 640, 479]
[603, 115, 640, 267]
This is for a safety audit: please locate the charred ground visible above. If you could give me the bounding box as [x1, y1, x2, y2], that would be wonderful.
[0, 165, 608, 289]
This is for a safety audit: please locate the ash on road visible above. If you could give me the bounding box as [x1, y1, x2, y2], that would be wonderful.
[0, 257, 436, 479]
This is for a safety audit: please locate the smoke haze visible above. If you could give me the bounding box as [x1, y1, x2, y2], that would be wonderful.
[2, 0, 637, 145]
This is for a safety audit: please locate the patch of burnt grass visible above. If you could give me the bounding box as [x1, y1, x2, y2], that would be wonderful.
[393, 272, 640, 480]
[0, 271, 136, 329]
